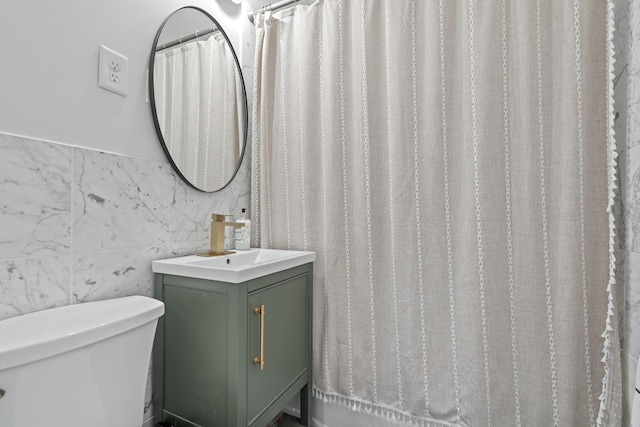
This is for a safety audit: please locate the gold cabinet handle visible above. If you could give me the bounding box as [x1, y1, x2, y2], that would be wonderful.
[253, 305, 265, 370]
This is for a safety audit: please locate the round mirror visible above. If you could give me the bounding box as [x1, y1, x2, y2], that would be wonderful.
[149, 6, 247, 192]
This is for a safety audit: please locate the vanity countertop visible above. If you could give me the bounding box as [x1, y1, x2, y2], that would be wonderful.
[152, 248, 315, 283]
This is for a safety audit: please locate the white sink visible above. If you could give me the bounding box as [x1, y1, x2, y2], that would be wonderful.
[152, 248, 315, 283]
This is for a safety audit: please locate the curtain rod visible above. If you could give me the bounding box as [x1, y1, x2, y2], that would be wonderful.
[155, 27, 220, 52]
[248, 0, 301, 24]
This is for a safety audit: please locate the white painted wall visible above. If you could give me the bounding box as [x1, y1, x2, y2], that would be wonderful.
[0, 0, 247, 162]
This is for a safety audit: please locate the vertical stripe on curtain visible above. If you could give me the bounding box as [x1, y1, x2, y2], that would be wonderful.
[154, 35, 244, 190]
[251, 1, 620, 426]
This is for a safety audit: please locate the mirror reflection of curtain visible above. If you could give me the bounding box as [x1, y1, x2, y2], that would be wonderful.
[154, 35, 243, 190]
[252, 0, 620, 426]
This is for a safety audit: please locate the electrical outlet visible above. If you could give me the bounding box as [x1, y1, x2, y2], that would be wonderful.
[98, 45, 128, 97]
[109, 72, 120, 84]
[109, 60, 121, 72]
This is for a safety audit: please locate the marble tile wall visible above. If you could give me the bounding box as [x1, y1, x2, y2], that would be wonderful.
[0, 131, 250, 425]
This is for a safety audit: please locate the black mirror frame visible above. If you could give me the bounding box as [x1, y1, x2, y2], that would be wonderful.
[149, 6, 248, 193]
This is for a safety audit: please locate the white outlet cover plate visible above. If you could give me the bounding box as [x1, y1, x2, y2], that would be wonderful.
[98, 45, 128, 97]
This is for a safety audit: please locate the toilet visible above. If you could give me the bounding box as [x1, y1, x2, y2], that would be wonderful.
[0, 295, 164, 427]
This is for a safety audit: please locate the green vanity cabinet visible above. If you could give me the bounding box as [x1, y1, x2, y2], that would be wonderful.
[153, 263, 313, 427]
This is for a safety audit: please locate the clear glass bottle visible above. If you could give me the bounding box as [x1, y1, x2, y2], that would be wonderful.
[235, 208, 251, 250]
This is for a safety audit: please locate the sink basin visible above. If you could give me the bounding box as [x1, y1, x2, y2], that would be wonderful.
[152, 248, 316, 283]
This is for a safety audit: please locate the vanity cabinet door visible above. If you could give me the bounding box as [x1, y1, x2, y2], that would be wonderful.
[161, 283, 231, 427]
[246, 274, 309, 424]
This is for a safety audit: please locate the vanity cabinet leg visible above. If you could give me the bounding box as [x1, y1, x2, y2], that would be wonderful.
[300, 383, 311, 426]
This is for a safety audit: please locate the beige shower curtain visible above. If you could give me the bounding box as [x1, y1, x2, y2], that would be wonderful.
[251, 1, 620, 425]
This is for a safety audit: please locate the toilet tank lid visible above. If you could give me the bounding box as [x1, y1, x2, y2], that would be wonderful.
[0, 296, 165, 371]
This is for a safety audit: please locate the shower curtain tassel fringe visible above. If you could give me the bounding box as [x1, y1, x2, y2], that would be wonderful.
[311, 387, 456, 427]
[596, 0, 620, 425]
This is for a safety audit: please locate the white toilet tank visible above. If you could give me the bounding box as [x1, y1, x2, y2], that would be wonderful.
[0, 295, 164, 427]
